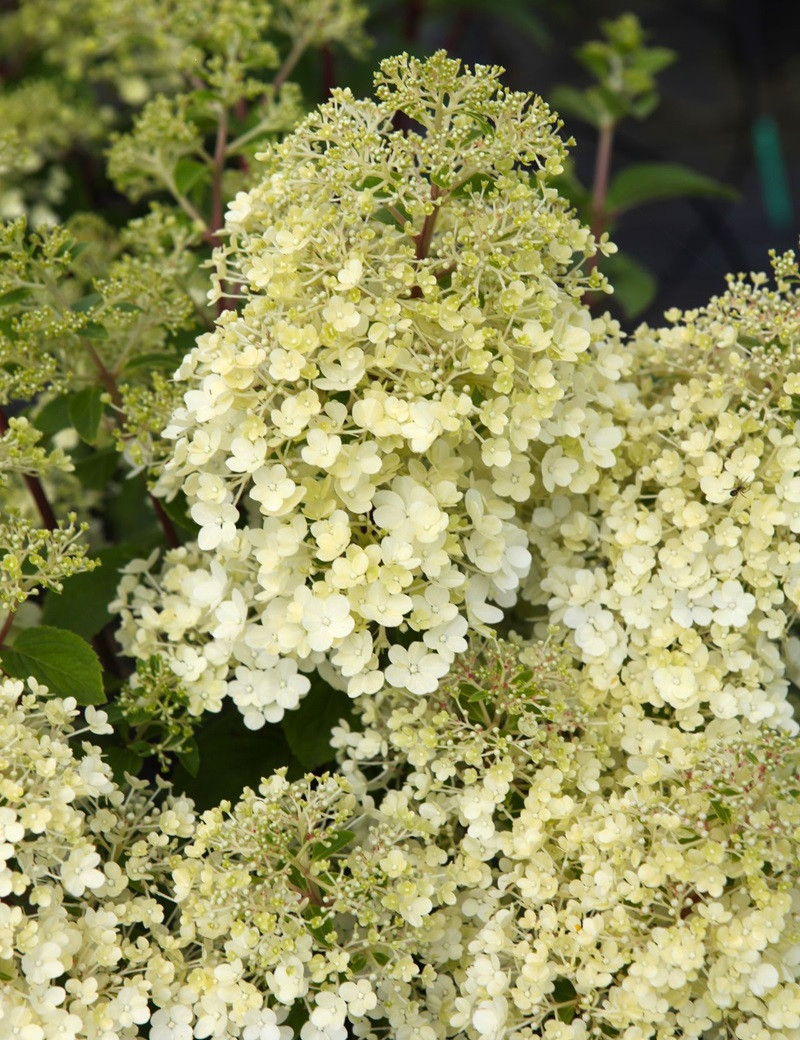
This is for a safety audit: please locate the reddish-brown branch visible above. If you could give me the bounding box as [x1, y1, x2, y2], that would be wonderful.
[0, 610, 15, 647]
[85, 341, 123, 409]
[149, 495, 181, 550]
[405, 0, 424, 40]
[587, 119, 615, 276]
[210, 107, 229, 241]
[320, 45, 335, 100]
[409, 184, 444, 299]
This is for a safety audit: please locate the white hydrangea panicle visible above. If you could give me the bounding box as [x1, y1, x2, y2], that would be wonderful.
[116, 51, 626, 721]
[524, 251, 800, 733]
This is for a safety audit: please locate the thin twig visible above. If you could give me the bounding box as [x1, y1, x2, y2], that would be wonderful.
[273, 35, 309, 94]
[588, 118, 615, 275]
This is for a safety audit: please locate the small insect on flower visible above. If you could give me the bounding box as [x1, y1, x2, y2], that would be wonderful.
[729, 476, 754, 499]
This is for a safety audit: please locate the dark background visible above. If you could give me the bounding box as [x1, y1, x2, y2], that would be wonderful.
[338, 0, 800, 324]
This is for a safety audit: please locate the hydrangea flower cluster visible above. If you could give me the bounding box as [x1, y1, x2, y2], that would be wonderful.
[524, 249, 800, 733]
[0, 674, 297, 1040]
[157, 639, 800, 1040]
[0, 675, 186, 1038]
[114, 52, 624, 724]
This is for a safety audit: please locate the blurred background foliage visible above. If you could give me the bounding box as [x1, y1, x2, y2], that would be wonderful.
[0, 0, 797, 798]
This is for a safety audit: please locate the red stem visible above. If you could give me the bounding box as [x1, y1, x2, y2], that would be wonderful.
[587, 119, 615, 275]
[405, 0, 424, 40]
[210, 107, 229, 241]
[409, 183, 443, 299]
[320, 45, 335, 100]
[150, 495, 180, 550]
[0, 611, 14, 647]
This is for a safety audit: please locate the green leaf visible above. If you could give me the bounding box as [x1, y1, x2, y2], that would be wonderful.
[606, 162, 737, 215]
[552, 977, 578, 1023]
[106, 474, 161, 541]
[68, 386, 104, 444]
[80, 321, 109, 341]
[282, 676, 355, 770]
[171, 701, 302, 810]
[0, 286, 32, 307]
[33, 394, 72, 435]
[0, 625, 105, 704]
[123, 351, 179, 373]
[104, 745, 143, 782]
[601, 251, 657, 318]
[159, 490, 199, 537]
[73, 447, 118, 489]
[550, 167, 591, 214]
[42, 541, 157, 640]
[550, 85, 603, 128]
[451, 172, 496, 200]
[71, 292, 104, 313]
[710, 799, 732, 825]
[634, 46, 676, 76]
[174, 157, 210, 196]
[311, 829, 355, 860]
[177, 739, 200, 777]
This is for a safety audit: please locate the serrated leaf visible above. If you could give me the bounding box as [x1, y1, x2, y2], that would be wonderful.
[68, 385, 104, 444]
[607, 162, 737, 215]
[601, 251, 657, 318]
[282, 676, 355, 769]
[0, 626, 105, 704]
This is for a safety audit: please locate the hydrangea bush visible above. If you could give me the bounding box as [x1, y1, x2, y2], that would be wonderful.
[2, 39, 800, 1040]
